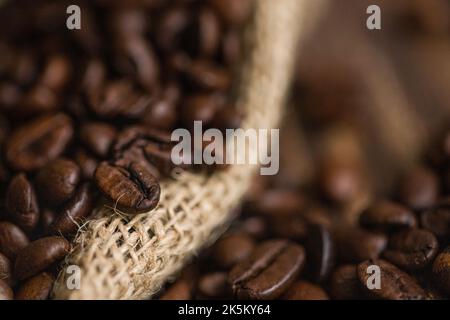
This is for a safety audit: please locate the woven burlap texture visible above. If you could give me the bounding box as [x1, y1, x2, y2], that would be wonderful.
[52, 0, 322, 300]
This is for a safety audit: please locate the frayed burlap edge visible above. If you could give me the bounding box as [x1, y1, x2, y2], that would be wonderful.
[52, 0, 325, 300]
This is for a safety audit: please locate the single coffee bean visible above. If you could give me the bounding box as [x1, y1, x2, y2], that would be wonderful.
[35, 158, 81, 207]
[0, 252, 13, 286]
[18, 85, 58, 116]
[319, 161, 362, 204]
[222, 30, 242, 66]
[73, 148, 99, 180]
[336, 227, 387, 263]
[383, 228, 438, 270]
[238, 216, 268, 240]
[210, 0, 253, 26]
[183, 60, 230, 91]
[360, 201, 417, 231]
[0, 279, 13, 300]
[305, 224, 335, 282]
[6, 173, 39, 232]
[282, 281, 329, 300]
[39, 54, 71, 91]
[197, 272, 229, 298]
[228, 239, 305, 299]
[0, 221, 29, 260]
[191, 7, 221, 57]
[95, 162, 160, 214]
[49, 183, 97, 237]
[80, 122, 117, 158]
[421, 202, 450, 240]
[159, 279, 193, 300]
[141, 84, 179, 130]
[156, 5, 192, 52]
[5, 113, 73, 172]
[212, 234, 255, 269]
[357, 259, 426, 300]
[398, 166, 439, 210]
[14, 236, 70, 280]
[15, 272, 54, 300]
[431, 245, 450, 295]
[330, 264, 366, 300]
[40, 208, 56, 234]
[109, 8, 147, 37]
[181, 94, 222, 129]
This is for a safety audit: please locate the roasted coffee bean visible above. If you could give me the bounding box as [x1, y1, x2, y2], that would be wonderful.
[330, 264, 366, 300]
[432, 245, 450, 295]
[95, 162, 160, 214]
[421, 202, 450, 240]
[5, 113, 73, 172]
[156, 5, 192, 52]
[357, 259, 426, 300]
[210, 107, 242, 131]
[181, 94, 222, 129]
[228, 239, 305, 299]
[305, 224, 335, 282]
[14, 236, 70, 281]
[249, 189, 305, 216]
[0, 279, 13, 300]
[18, 85, 58, 117]
[360, 201, 417, 231]
[49, 183, 97, 237]
[35, 158, 81, 207]
[0, 83, 21, 110]
[336, 227, 387, 263]
[159, 279, 193, 300]
[212, 234, 255, 269]
[39, 208, 56, 234]
[222, 30, 242, 66]
[39, 54, 71, 91]
[190, 7, 221, 57]
[182, 60, 231, 91]
[398, 166, 439, 210]
[0, 252, 13, 286]
[0, 221, 29, 260]
[73, 148, 99, 180]
[237, 216, 268, 239]
[197, 272, 229, 298]
[80, 122, 117, 158]
[15, 272, 54, 300]
[282, 281, 329, 300]
[383, 228, 438, 270]
[109, 8, 148, 37]
[6, 173, 39, 233]
[141, 84, 179, 130]
[211, 0, 253, 26]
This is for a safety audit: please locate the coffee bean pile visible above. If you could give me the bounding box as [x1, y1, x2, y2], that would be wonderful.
[0, 0, 251, 300]
[159, 134, 450, 300]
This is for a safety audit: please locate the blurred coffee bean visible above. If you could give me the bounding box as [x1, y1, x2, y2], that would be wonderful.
[39, 54, 71, 91]
[330, 264, 366, 300]
[398, 166, 439, 210]
[248, 189, 305, 216]
[336, 227, 387, 263]
[35, 158, 81, 208]
[228, 239, 305, 299]
[5, 113, 73, 172]
[305, 224, 335, 282]
[95, 162, 160, 214]
[210, 106, 242, 131]
[210, 0, 253, 26]
[14, 236, 70, 280]
[0, 252, 13, 286]
[183, 60, 231, 91]
[190, 7, 221, 57]
[383, 228, 438, 270]
[237, 216, 268, 240]
[80, 122, 117, 158]
[212, 234, 255, 269]
[6, 173, 39, 233]
[319, 161, 362, 204]
[0, 83, 21, 111]
[421, 201, 450, 240]
[15, 272, 54, 300]
[282, 281, 329, 300]
[357, 259, 426, 300]
[0, 221, 29, 260]
[141, 85, 179, 130]
[73, 148, 99, 180]
[0, 279, 13, 300]
[159, 279, 193, 300]
[156, 5, 192, 52]
[18, 85, 58, 117]
[432, 245, 450, 295]
[49, 183, 97, 237]
[109, 8, 148, 37]
[360, 201, 417, 231]
[222, 30, 242, 66]
[182, 94, 222, 129]
[197, 272, 229, 299]
[39, 208, 56, 234]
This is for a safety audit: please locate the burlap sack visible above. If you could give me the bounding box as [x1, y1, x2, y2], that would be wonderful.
[52, 0, 325, 300]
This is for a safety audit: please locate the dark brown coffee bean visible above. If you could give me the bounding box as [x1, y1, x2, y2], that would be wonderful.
[159, 279, 193, 300]
[431, 245, 450, 295]
[156, 5, 192, 52]
[81, 58, 106, 96]
[305, 224, 335, 282]
[212, 234, 255, 269]
[39, 54, 71, 91]
[222, 30, 242, 66]
[14, 236, 70, 280]
[193, 7, 221, 57]
[73, 148, 99, 180]
[49, 183, 97, 237]
[0, 221, 29, 260]
[141, 84, 180, 130]
[109, 8, 147, 37]
[238, 216, 267, 239]
[40, 208, 56, 234]
[183, 60, 231, 91]
[211, 0, 253, 26]
[249, 189, 305, 216]
[0, 279, 13, 300]
[210, 107, 242, 131]
[228, 239, 305, 299]
[6, 173, 39, 233]
[330, 264, 366, 300]
[336, 227, 387, 263]
[198, 272, 229, 298]
[17, 85, 58, 117]
[421, 202, 450, 240]
[15, 272, 54, 300]
[360, 201, 417, 231]
[181, 94, 222, 129]
[398, 166, 439, 210]
[357, 259, 426, 300]
[0, 252, 13, 286]
[80, 122, 117, 158]
[0, 82, 21, 110]
[282, 281, 329, 300]
[113, 126, 173, 153]
[95, 162, 160, 214]
[5, 113, 73, 172]
[383, 229, 438, 270]
[35, 158, 81, 207]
